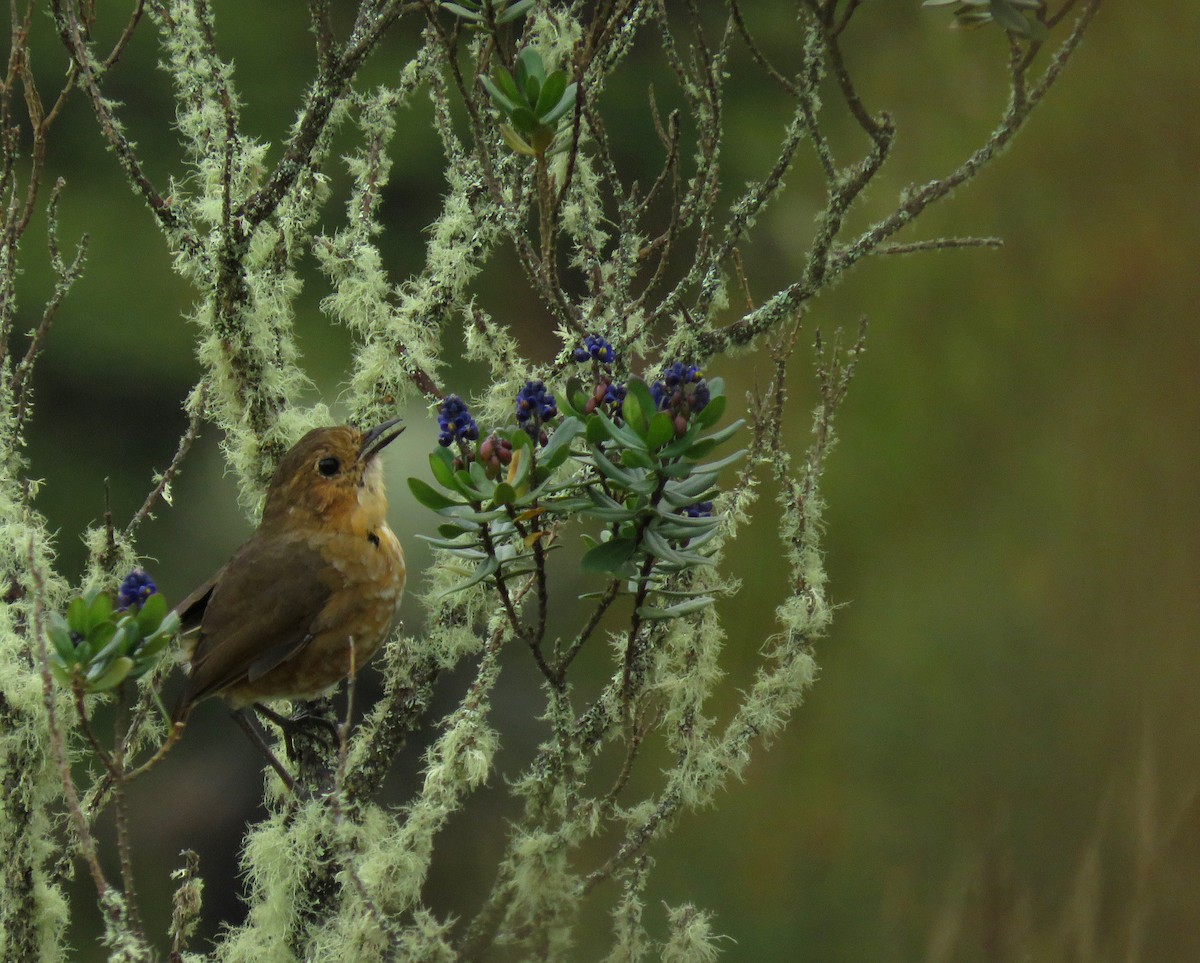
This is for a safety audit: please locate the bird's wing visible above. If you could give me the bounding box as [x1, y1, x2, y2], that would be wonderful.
[177, 533, 333, 710]
[174, 569, 222, 634]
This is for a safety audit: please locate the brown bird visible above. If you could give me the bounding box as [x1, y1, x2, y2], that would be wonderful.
[172, 420, 406, 733]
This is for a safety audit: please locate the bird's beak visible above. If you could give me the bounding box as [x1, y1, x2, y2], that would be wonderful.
[359, 418, 405, 460]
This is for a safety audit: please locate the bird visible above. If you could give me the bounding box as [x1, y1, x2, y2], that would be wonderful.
[170, 419, 406, 745]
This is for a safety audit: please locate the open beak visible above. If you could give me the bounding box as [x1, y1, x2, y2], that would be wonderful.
[359, 418, 405, 460]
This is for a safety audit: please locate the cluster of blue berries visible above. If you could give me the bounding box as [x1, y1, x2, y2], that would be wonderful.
[438, 394, 480, 447]
[116, 569, 157, 611]
[515, 380, 558, 436]
[683, 501, 714, 519]
[651, 362, 710, 412]
[573, 334, 616, 364]
[582, 377, 625, 419]
[652, 361, 711, 436]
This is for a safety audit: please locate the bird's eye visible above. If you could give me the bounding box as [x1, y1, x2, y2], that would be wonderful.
[317, 456, 341, 477]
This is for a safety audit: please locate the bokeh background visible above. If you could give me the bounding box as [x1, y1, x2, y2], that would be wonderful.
[14, 2, 1198, 960]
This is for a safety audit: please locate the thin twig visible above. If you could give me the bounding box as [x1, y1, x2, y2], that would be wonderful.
[125, 384, 206, 536]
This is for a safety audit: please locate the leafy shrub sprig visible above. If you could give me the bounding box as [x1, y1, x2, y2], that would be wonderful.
[923, 0, 1048, 40]
[480, 48, 577, 157]
[45, 570, 179, 694]
[408, 356, 743, 633]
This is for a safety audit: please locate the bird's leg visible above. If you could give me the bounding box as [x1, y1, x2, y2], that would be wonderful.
[230, 709, 296, 792]
[253, 700, 340, 757]
[253, 699, 341, 797]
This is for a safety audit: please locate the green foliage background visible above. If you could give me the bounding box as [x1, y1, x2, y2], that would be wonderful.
[14, 2, 1196, 959]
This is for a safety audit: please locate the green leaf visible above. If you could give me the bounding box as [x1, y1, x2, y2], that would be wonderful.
[544, 496, 591, 515]
[138, 627, 177, 661]
[446, 506, 508, 524]
[646, 411, 675, 450]
[952, 9, 993, 28]
[479, 75, 517, 115]
[641, 586, 715, 599]
[517, 48, 544, 90]
[623, 379, 655, 439]
[492, 481, 517, 506]
[594, 410, 646, 450]
[585, 415, 608, 447]
[658, 460, 696, 479]
[416, 534, 487, 554]
[582, 487, 640, 522]
[159, 610, 180, 638]
[658, 421, 702, 459]
[500, 124, 536, 156]
[441, 3, 485, 23]
[86, 656, 134, 692]
[636, 597, 715, 620]
[67, 597, 88, 636]
[452, 468, 485, 501]
[683, 437, 718, 461]
[468, 459, 494, 492]
[535, 71, 567, 118]
[497, 0, 534, 23]
[524, 74, 542, 109]
[504, 424, 528, 448]
[86, 592, 113, 632]
[430, 446, 458, 488]
[694, 418, 744, 450]
[587, 486, 627, 510]
[653, 520, 717, 542]
[507, 446, 533, 492]
[642, 528, 714, 567]
[989, 0, 1033, 35]
[510, 105, 537, 135]
[580, 537, 638, 575]
[621, 448, 657, 472]
[495, 66, 522, 104]
[561, 377, 586, 418]
[693, 448, 747, 474]
[653, 508, 720, 530]
[539, 416, 582, 467]
[438, 556, 500, 597]
[694, 393, 726, 429]
[541, 83, 577, 125]
[663, 472, 719, 503]
[410, 476, 464, 511]
[438, 520, 478, 538]
[92, 623, 132, 666]
[87, 620, 117, 651]
[47, 614, 77, 664]
[590, 445, 638, 486]
[136, 592, 168, 635]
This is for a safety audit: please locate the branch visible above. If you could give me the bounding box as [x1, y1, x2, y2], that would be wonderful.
[50, 0, 194, 249]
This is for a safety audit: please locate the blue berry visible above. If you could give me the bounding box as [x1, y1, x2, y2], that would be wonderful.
[515, 380, 558, 426]
[116, 569, 157, 611]
[651, 361, 709, 431]
[437, 395, 479, 445]
[575, 334, 616, 365]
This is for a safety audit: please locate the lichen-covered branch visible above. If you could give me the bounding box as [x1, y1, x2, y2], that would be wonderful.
[0, 1, 1102, 958]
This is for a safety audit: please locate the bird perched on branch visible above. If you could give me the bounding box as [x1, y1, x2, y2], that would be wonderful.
[171, 419, 406, 738]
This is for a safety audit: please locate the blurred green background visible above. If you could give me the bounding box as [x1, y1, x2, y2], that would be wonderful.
[14, 2, 1198, 960]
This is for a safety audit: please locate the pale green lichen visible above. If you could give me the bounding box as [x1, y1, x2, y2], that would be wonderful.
[662, 903, 726, 963]
[0, 0, 1100, 956]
